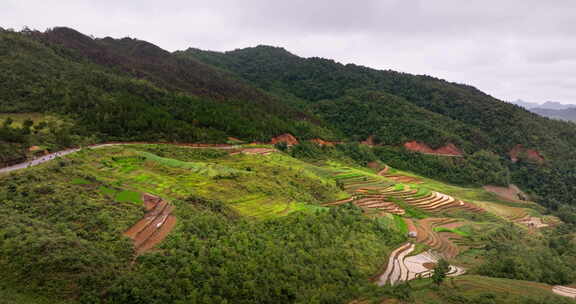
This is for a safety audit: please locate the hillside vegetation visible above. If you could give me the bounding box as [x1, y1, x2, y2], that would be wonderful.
[1, 144, 575, 303]
[2, 27, 576, 303]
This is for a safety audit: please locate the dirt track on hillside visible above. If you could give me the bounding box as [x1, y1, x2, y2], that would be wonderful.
[124, 194, 176, 255]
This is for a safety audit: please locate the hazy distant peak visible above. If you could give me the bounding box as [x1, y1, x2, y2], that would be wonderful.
[540, 101, 574, 110]
[511, 99, 574, 110]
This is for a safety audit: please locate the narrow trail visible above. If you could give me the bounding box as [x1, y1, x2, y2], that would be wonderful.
[124, 194, 177, 255]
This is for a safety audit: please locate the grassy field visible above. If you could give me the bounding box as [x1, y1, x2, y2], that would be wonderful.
[404, 275, 572, 304]
[64, 144, 348, 220]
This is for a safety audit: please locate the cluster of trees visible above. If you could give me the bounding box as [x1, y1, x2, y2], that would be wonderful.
[0, 160, 406, 303]
[474, 224, 576, 285]
[184, 45, 576, 159]
[373, 147, 510, 186]
[0, 116, 86, 166]
[106, 199, 405, 303]
[0, 29, 338, 166]
[283, 141, 510, 187]
[185, 45, 576, 211]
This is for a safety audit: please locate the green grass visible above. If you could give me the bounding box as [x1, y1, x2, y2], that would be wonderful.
[70, 177, 91, 185]
[433, 226, 471, 237]
[115, 190, 143, 204]
[408, 275, 570, 304]
[67, 145, 348, 220]
[393, 214, 408, 234]
[98, 186, 117, 197]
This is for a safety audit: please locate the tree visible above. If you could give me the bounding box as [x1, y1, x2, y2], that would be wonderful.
[432, 259, 450, 286]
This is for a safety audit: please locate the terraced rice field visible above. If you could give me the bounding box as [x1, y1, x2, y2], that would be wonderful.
[376, 243, 465, 286]
[473, 200, 551, 231]
[325, 170, 404, 215]
[123, 194, 176, 255]
[386, 188, 484, 214]
[553, 286, 576, 299]
[413, 218, 466, 258]
[378, 166, 423, 184]
[229, 147, 276, 156]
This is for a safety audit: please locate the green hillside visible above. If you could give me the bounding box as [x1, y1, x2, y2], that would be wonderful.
[1, 144, 575, 303]
[0, 28, 335, 166]
[2, 27, 576, 303]
[183, 45, 576, 213]
[182, 45, 576, 158]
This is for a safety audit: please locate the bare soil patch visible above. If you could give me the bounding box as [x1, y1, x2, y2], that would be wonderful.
[270, 133, 298, 146]
[484, 184, 529, 202]
[403, 141, 463, 156]
[124, 194, 176, 255]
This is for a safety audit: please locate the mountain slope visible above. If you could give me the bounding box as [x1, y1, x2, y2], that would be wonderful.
[0, 29, 336, 166]
[182, 46, 576, 159]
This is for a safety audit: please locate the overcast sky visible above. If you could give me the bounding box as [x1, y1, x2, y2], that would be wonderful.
[3, 0, 576, 104]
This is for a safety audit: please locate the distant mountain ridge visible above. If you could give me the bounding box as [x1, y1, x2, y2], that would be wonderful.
[511, 99, 575, 110]
[511, 99, 576, 121]
[531, 107, 576, 122]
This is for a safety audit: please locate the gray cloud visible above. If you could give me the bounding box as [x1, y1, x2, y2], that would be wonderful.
[2, 0, 576, 104]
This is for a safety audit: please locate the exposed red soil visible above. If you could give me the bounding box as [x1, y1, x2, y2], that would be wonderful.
[367, 162, 381, 170]
[136, 215, 176, 254]
[404, 218, 418, 234]
[508, 144, 544, 163]
[422, 262, 436, 270]
[28, 145, 42, 152]
[484, 184, 529, 202]
[227, 137, 243, 142]
[310, 138, 341, 146]
[143, 194, 158, 211]
[124, 194, 176, 255]
[403, 141, 463, 156]
[439, 221, 465, 229]
[270, 133, 299, 146]
[377, 165, 390, 175]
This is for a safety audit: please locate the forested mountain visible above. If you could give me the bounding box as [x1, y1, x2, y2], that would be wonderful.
[183, 45, 576, 213]
[182, 46, 576, 159]
[2, 27, 576, 211]
[3, 27, 576, 304]
[0, 28, 336, 165]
